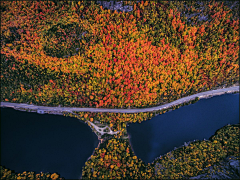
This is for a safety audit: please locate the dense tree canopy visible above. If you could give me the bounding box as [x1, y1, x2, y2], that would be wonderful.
[0, 1, 239, 179]
[1, 0, 239, 109]
[82, 124, 239, 179]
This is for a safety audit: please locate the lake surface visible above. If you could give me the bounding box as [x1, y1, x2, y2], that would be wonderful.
[1, 108, 99, 179]
[127, 93, 239, 163]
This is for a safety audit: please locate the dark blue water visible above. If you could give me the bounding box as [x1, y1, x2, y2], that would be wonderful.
[0, 108, 99, 179]
[127, 93, 239, 163]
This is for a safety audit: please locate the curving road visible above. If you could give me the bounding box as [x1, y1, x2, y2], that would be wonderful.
[0, 85, 239, 114]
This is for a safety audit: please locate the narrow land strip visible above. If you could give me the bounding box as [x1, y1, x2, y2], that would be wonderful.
[68, 111, 121, 137]
[1, 85, 239, 113]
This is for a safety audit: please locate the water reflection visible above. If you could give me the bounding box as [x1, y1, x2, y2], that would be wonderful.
[127, 93, 239, 163]
[1, 108, 99, 179]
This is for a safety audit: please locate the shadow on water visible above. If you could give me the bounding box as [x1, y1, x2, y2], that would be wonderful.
[0, 108, 99, 179]
[127, 121, 154, 162]
[127, 93, 239, 164]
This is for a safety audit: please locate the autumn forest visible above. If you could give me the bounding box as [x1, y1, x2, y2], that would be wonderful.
[0, 0, 239, 179]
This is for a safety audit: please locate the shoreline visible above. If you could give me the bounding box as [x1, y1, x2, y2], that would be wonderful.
[1, 88, 239, 179]
[1, 85, 239, 114]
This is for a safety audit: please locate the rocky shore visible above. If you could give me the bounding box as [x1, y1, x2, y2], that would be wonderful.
[190, 156, 240, 179]
[153, 141, 239, 179]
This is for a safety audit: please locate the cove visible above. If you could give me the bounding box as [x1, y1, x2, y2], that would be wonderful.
[127, 93, 239, 164]
[0, 108, 99, 179]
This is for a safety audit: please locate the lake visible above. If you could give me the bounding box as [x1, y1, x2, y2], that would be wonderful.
[127, 93, 239, 163]
[0, 108, 99, 179]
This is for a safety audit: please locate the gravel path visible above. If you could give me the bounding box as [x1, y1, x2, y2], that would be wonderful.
[69, 111, 121, 137]
[1, 85, 239, 114]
